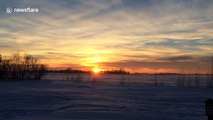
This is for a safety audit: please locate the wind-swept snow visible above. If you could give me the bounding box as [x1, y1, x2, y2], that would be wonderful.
[0, 78, 212, 120]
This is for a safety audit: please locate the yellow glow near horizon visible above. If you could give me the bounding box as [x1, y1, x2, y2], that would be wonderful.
[93, 68, 101, 73]
[81, 54, 110, 68]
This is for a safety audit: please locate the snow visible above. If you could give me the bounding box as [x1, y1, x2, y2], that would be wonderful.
[44, 73, 212, 87]
[0, 74, 212, 120]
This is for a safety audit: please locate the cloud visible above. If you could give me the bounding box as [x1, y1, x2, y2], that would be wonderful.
[144, 38, 213, 54]
[100, 57, 211, 73]
[0, 0, 213, 72]
[157, 55, 194, 62]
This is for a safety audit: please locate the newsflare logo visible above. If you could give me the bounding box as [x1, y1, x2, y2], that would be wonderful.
[6, 7, 13, 13]
[6, 7, 39, 14]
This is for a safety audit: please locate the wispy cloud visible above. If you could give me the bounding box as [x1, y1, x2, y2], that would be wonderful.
[0, 0, 213, 72]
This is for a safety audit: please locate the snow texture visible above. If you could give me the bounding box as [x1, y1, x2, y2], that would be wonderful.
[0, 74, 212, 120]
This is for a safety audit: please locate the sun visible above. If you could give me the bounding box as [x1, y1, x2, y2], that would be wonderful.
[93, 68, 101, 73]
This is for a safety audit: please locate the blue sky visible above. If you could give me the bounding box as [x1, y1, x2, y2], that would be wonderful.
[0, 0, 213, 73]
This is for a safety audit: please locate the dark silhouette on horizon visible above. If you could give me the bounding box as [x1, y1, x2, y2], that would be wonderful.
[48, 67, 129, 75]
[0, 53, 47, 80]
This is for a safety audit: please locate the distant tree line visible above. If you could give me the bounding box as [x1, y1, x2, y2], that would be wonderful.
[48, 68, 90, 74]
[0, 53, 47, 80]
[103, 68, 129, 74]
[48, 68, 129, 74]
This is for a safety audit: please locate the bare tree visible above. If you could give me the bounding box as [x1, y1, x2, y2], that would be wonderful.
[0, 53, 47, 81]
[195, 64, 201, 87]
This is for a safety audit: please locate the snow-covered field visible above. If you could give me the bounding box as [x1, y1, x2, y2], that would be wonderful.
[0, 74, 212, 120]
[44, 73, 212, 87]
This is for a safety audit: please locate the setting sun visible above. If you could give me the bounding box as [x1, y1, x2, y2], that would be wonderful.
[93, 68, 101, 73]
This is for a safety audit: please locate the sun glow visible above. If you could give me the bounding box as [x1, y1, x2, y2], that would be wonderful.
[93, 68, 101, 73]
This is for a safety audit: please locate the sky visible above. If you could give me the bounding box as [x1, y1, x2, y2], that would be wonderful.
[0, 0, 213, 73]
